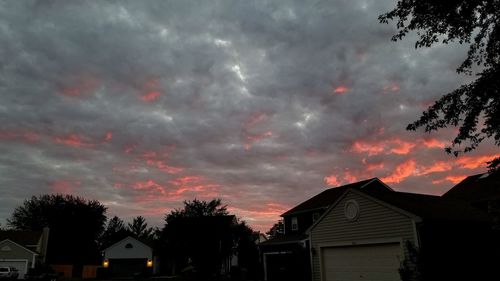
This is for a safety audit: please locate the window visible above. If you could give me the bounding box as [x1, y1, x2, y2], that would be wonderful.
[313, 212, 320, 222]
[291, 217, 298, 231]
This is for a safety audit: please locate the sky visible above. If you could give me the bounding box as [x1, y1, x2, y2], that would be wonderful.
[0, 0, 498, 232]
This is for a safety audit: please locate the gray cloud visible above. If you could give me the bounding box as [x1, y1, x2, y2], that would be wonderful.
[1, 0, 495, 231]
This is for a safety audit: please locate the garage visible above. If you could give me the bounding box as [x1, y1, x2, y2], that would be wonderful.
[108, 258, 148, 277]
[321, 243, 401, 281]
[103, 236, 154, 277]
[0, 260, 29, 279]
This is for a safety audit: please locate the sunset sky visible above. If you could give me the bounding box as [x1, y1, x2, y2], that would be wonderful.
[0, 0, 498, 232]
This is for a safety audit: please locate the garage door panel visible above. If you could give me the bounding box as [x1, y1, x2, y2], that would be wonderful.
[322, 243, 401, 281]
[0, 260, 28, 279]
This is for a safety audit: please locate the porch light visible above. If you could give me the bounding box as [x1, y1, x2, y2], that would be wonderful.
[146, 259, 153, 268]
[103, 260, 109, 268]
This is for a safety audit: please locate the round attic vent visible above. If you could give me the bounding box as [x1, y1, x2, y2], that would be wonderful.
[125, 243, 133, 249]
[344, 200, 360, 221]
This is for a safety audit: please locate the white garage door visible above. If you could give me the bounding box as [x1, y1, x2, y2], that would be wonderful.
[0, 260, 28, 279]
[321, 243, 402, 281]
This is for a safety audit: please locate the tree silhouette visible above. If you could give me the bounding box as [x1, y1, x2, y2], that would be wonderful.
[379, 0, 500, 170]
[127, 216, 154, 241]
[7, 194, 107, 265]
[266, 220, 284, 239]
[100, 216, 130, 249]
[161, 199, 258, 279]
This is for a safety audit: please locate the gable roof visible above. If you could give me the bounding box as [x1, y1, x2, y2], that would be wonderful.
[308, 188, 491, 234]
[281, 178, 390, 216]
[103, 236, 152, 252]
[442, 171, 500, 203]
[0, 230, 42, 246]
[367, 189, 490, 222]
[0, 238, 38, 255]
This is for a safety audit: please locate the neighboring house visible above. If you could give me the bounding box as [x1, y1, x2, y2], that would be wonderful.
[102, 236, 154, 277]
[308, 188, 495, 281]
[259, 178, 392, 281]
[443, 170, 500, 211]
[0, 228, 50, 279]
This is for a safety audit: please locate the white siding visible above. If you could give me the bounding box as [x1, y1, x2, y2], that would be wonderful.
[104, 237, 152, 260]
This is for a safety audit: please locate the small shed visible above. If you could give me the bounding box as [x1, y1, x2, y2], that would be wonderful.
[102, 236, 153, 277]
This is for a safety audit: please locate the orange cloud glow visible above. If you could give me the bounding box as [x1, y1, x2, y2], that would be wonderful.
[455, 154, 500, 170]
[324, 175, 340, 186]
[422, 138, 447, 149]
[389, 139, 416, 155]
[419, 161, 451, 175]
[324, 170, 360, 186]
[432, 174, 468, 185]
[381, 159, 417, 183]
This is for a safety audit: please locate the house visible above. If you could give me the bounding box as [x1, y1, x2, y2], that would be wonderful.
[0, 227, 50, 279]
[102, 236, 154, 277]
[259, 178, 392, 281]
[308, 188, 496, 281]
[442, 170, 500, 211]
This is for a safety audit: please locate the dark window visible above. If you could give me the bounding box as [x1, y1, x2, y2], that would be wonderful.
[291, 217, 298, 231]
[313, 212, 320, 222]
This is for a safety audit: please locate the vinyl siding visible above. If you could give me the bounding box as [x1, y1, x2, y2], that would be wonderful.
[0, 240, 34, 260]
[310, 191, 417, 281]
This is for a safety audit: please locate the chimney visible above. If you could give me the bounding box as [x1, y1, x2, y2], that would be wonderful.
[40, 227, 50, 263]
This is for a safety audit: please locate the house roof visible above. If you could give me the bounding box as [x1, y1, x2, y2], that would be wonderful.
[281, 178, 389, 216]
[0, 230, 42, 246]
[258, 233, 307, 246]
[442, 171, 500, 203]
[363, 189, 490, 222]
[0, 239, 38, 255]
[103, 236, 152, 252]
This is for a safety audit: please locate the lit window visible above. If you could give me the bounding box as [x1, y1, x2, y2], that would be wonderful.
[146, 260, 153, 268]
[291, 217, 298, 231]
[103, 260, 109, 268]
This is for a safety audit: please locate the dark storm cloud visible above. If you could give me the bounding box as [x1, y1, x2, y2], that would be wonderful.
[1, 0, 496, 230]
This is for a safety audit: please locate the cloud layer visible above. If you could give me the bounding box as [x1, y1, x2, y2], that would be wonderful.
[0, 0, 497, 231]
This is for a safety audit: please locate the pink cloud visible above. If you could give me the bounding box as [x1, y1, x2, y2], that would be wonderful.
[59, 75, 100, 98]
[0, 130, 39, 143]
[140, 91, 161, 102]
[333, 85, 348, 94]
[51, 180, 81, 194]
[53, 134, 94, 148]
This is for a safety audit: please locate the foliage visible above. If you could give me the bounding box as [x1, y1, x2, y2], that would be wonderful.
[379, 0, 500, 170]
[99, 216, 130, 249]
[161, 199, 258, 279]
[266, 220, 284, 239]
[165, 198, 229, 223]
[7, 194, 107, 264]
[128, 216, 154, 240]
[398, 241, 422, 281]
